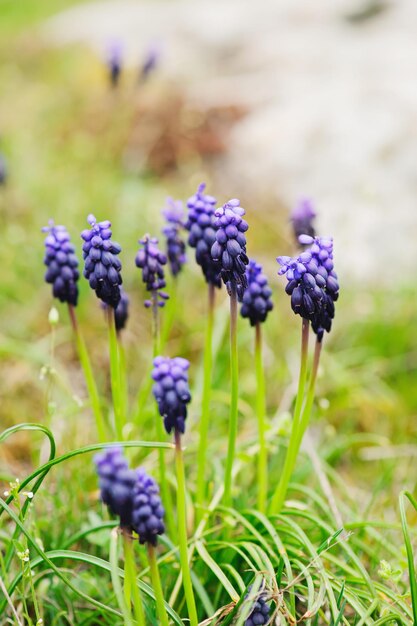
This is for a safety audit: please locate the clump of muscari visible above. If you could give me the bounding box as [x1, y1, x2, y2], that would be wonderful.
[135, 235, 169, 308]
[162, 198, 186, 277]
[94, 447, 165, 545]
[81, 215, 123, 308]
[211, 198, 249, 297]
[106, 40, 123, 87]
[277, 235, 339, 340]
[152, 356, 191, 434]
[186, 183, 221, 288]
[240, 260, 273, 326]
[42, 222, 79, 306]
[290, 197, 316, 242]
[243, 586, 271, 626]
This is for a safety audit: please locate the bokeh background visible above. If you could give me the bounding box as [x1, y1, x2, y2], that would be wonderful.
[1, 0, 417, 505]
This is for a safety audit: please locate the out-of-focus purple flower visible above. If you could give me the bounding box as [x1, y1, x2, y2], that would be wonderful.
[186, 183, 221, 288]
[132, 468, 165, 545]
[81, 215, 123, 308]
[42, 221, 79, 306]
[114, 288, 129, 331]
[135, 235, 169, 308]
[152, 356, 191, 435]
[277, 235, 339, 341]
[162, 198, 187, 277]
[290, 197, 316, 242]
[140, 43, 160, 81]
[94, 447, 136, 528]
[0, 153, 7, 185]
[211, 199, 249, 297]
[243, 585, 271, 626]
[240, 260, 273, 327]
[106, 39, 123, 87]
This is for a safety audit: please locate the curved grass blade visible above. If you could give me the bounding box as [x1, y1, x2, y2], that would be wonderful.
[399, 490, 417, 625]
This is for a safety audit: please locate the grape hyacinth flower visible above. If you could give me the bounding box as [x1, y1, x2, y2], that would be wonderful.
[277, 235, 339, 341]
[162, 198, 186, 277]
[81, 215, 122, 308]
[114, 288, 129, 332]
[135, 235, 169, 308]
[211, 198, 249, 297]
[140, 43, 160, 81]
[186, 183, 221, 288]
[152, 356, 191, 434]
[240, 260, 273, 327]
[94, 447, 136, 528]
[42, 221, 79, 306]
[132, 468, 165, 545]
[106, 39, 123, 87]
[244, 586, 271, 626]
[290, 197, 316, 242]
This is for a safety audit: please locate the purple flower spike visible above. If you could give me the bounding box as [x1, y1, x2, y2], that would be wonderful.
[94, 447, 136, 529]
[114, 288, 129, 331]
[162, 198, 187, 277]
[135, 235, 169, 307]
[140, 43, 160, 81]
[152, 356, 191, 435]
[240, 260, 273, 327]
[243, 585, 271, 626]
[132, 468, 165, 545]
[42, 221, 79, 306]
[106, 39, 123, 87]
[290, 197, 316, 243]
[81, 215, 122, 308]
[186, 183, 221, 288]
[277, 236, 339, 341]
[211, 198, 249, 297]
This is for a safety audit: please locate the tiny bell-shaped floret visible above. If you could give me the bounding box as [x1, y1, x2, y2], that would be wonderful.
[81, 214, 123, 308]
[42, 221, 79, 306]
[94, 447, 136, 528]
[240, 260, 273, 326]
[132, 468, 165, 545]
[152, 356, 191, 434]
[211, 198, 249, 297]
[244, 585, 271, 626]
[186, 183, 221, 288]
[162, 198, 187, 277]
[135, 235, 169, 308]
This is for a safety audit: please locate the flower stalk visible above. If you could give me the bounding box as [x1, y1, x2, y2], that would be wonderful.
[123, 531, 146, 626]
[147, 544, 170, 626]
[108, 308, 124, 440]
[255, 321, 267, 513]
[224, 284, 239, 506]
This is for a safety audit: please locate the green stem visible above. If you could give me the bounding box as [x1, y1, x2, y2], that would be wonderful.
[108, 308, 124, 440]
[160, 277, 177, 349]
[123, 532, 146, 626]
[196, 283, 215, 522]
[269, 318, 310, 514]
[152, 290, 160, 358]
[175, 430, 198, 626]
[255, 322, 267, 513]
[224, 285, 239, 506]
[147, 544, 170, 626]
[68, 305, 106, 442]
[110, 528, 133, 626]
[118, 335, 129, 425]
[295, 337, 322, 448]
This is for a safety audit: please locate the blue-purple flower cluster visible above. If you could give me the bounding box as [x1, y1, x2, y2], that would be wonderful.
[278, 235, 339, 340]
[135, 235, 169, 308]
[81, 215, 123, 308]
[211, 199, 249, 297]
[290, 197, 316, 242]
[240, 260, 273, 326]
[186, 183, 221, 288]
[244, 586, 271, 626]
[94, 447, 165, 545]
[152, 356, 191, 434]
[106, 40, 123, 87]
[162, 198, 187, 277]
[42, 222, 79, 307]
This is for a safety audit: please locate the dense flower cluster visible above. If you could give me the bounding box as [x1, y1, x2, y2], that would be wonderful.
[81, 215, 123, 308]
[107, 40, 122, 87]
[186, 183, 221, 288]
[135, 235, 169, 308]
[132, 468, 165, 545]
[162, 198, 187, 276]
[244, 594, 270, 625]
[114, 288, 129, 331]
[94, 448, 165, 544]
[94, 447, 136, 528]
[42, 222, 79, 306]
[290, 197, 316, 242]
[240, 260, 273, 326]
[211, 199, 249, 296]
[152, 356, 191, 434]
[278, 235, 339, 340]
